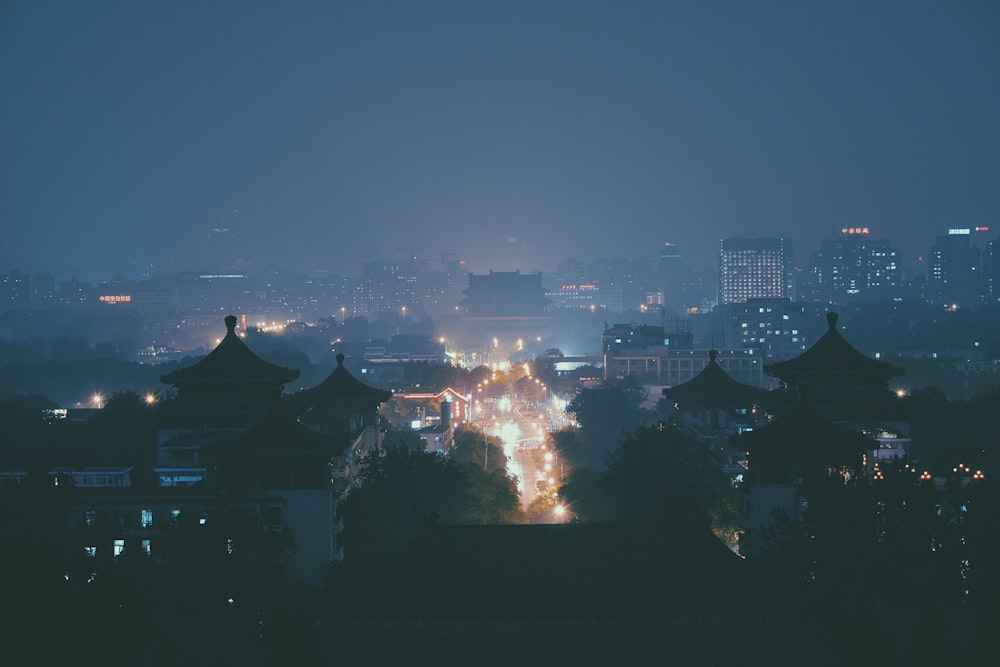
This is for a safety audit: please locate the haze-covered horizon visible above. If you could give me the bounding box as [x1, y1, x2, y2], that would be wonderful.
[2, 0, 998, 282]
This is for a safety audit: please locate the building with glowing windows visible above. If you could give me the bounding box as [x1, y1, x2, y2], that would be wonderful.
[984, 235, 1000, 304]
[602, 321, 765, 387]
[718, 237, 790, 305]
[927, 228, 984, 308]
[803, 228, 901, 303]
[723, 298, 817, 361]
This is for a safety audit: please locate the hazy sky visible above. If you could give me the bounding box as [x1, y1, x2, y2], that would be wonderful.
[2, 0, 998, 280]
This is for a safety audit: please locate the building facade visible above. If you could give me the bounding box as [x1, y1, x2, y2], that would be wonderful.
[718, 237, 790, 305]
[927, 229, 983, 308]
[804, 228, 901, 303]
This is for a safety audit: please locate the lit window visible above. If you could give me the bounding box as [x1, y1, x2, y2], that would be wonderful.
[84, 546, 97, 558]
[84, 510, 96, 526]
[141, 539, 151, 555]
[113, 539, 125, 561]
[140, 509, 153, 528]
[198, 515, 207, 525]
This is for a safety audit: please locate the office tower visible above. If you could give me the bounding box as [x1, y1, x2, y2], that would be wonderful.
[805, 227, 901, 303]
[927, 229, 982, 308]
[718, 237, 788, 304]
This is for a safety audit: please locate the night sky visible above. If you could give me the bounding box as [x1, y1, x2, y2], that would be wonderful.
[2, 0, 997, 280]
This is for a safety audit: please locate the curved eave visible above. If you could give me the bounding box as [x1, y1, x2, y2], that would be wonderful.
[213, 409, 338, 453]
[735, 401, 874, 458]
[663, 365, 764, 406]
[764, 314, 904, 382]
[161, 334, 300, 387]
[298, 356, 392, 404]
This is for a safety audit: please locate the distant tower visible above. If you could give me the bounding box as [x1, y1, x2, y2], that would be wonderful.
[805, 227, 901, 303]
[927, 229, 983, 308]
[718, 237, 789, 304]
[984, 235, 999, 304]
[659, 240, 681, 293]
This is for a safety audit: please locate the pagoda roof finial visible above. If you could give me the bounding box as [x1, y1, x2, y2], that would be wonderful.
[160, 315, 299, 387]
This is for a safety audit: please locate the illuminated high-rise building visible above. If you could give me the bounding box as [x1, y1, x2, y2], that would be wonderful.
[984, 235, 1000, 304]
[927, 228, 983, 308]
[718, 237, 789, 305]
[804, 227, 901, 303]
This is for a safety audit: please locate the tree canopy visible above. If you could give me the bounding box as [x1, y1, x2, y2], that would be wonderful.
[337, 443, 525, 568]
[555, 423, 739, 546]
[565, 378, 651, 469]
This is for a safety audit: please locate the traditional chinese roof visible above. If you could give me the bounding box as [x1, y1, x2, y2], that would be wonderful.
[213, 406, 337, 455]
[160, 315, 300, 388]
[209, 406, 341, 492]
[663, 349, 766, 407]
[764, 312, 903, 384]
[298, 353, 392, 404]
[735, 396, 874, 464]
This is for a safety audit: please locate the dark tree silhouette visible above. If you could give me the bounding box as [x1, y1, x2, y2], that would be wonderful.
[566, 378, 650, 469]
[603, 424, 738, 539]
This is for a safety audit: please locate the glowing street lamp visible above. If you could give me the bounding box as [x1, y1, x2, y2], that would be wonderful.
[92, 393, 105, 409]
[144, 392, 157, 406]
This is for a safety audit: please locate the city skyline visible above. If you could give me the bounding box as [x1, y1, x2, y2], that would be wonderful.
[2, 1, 998, 280]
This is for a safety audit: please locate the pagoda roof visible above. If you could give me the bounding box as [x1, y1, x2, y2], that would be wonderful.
[764, 312, 903, 382]
[213, 407, 338, 455]
[735, 396, 874, 462]
[663, 349, 766, 406]
[298, 353, 392, 403]
[161, 315, 300, 387]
